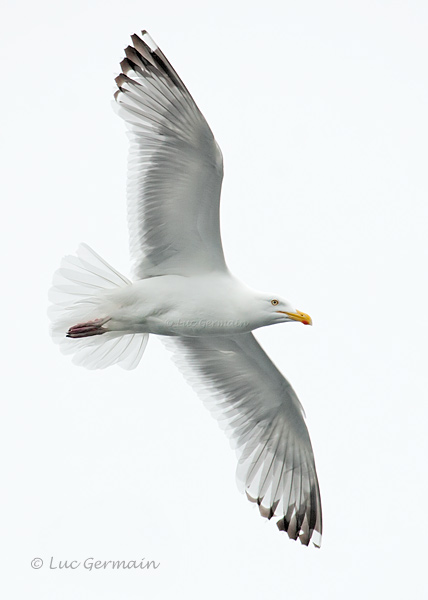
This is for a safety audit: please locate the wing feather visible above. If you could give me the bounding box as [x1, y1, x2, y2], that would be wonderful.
[114, 31, 226, 278]
[164, 333, 322, 547]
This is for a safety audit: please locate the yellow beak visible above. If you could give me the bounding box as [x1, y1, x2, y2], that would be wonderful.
[277, 309, 312, 325]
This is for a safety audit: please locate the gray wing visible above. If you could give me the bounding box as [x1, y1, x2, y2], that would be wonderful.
[164, 333, 322, 547]
[114, 31, 226, 278]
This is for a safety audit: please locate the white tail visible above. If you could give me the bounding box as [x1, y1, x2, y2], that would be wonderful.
[48, 244, 148, 370]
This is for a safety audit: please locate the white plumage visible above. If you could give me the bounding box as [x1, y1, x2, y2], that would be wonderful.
[49, 31, 322, 547]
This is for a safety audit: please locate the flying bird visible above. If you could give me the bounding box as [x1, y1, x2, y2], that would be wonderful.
[49, 31, 322, 547]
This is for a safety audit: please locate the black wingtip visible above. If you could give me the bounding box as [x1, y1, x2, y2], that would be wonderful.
[131, 33, 144, 46]
[115, 73, 128, 88]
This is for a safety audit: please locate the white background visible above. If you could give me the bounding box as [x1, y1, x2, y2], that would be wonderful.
[1, 0, 427, 598]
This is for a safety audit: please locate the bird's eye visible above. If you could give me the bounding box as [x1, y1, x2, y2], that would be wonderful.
[271, 299, 279, 306]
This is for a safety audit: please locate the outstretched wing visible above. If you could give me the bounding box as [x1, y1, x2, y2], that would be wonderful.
[164, 333, 322, 547]
[114, 31, 226, 278]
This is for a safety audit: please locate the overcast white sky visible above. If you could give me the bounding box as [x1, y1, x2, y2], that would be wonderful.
[1, 0, 428, 598]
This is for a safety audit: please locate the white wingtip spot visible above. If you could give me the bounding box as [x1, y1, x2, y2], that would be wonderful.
[141, 30, 158, 50]
[311, 531, 322, 548]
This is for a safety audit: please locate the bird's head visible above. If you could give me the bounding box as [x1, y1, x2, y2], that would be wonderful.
[259, 296, 313, 327]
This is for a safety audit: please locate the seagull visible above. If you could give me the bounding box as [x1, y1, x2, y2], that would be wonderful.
[49, 31, 322, 547]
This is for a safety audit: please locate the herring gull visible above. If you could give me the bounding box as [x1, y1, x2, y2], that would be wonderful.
[49, 31, 322, 547]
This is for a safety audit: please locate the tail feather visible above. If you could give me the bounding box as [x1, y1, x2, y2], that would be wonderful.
[49, 244, 148, 370]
